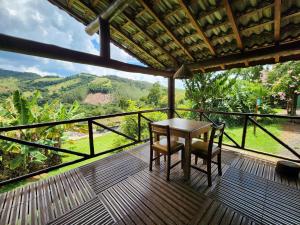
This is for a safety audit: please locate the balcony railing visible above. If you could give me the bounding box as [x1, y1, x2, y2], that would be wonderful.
[0, 108, 299, 186]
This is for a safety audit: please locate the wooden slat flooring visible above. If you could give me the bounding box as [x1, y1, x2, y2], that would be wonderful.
[47, 197, 115, 225]
[1, 143, 299, 225]
[210, 167, 300, 225]
[0, 169, 95, 225]
[79, 151, 148, 195]
[231, 155, 300, 189]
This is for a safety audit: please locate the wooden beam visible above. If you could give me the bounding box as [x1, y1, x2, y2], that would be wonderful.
[99, 18, 110, 58]
[139, 0, 195, 61]
[122, 12, 179, 67]
[0, 34, 173, 77]
[49, 0, 155, 70]
[178, 0, 216, 55]
[78, 0, 170, 69]
[86, 0, 133, 35]
[274, 0, 281, 42]
[224, 0, 243, 49]
[111, 27, 166, 68]
[168, 77, 175, 119]
[188, 39, 300, 70]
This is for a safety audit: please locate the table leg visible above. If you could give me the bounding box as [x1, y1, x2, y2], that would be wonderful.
[184, 135, 191, 180]
[154, 133, 160, 165]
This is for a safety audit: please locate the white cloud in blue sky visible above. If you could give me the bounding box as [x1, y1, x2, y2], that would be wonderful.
[0, 0, 184, 88]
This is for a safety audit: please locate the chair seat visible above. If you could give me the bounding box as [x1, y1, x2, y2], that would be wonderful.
[191, 139, 220, 157]
[152, 138, 183, 153]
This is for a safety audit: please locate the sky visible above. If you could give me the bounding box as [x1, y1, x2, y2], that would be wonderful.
[0, 0, 184, 88]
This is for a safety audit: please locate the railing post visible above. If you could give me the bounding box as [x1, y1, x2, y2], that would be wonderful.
[138, 112, 141, 142]
[241, 115, 248, 149]
[88, 119, 95, 156]
[199, 112, 203, 121]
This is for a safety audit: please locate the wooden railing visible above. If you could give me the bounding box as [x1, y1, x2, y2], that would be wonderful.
[0, 108, 168, 186]
[1, 107, 299, 186]
[176, 108, 300, 162]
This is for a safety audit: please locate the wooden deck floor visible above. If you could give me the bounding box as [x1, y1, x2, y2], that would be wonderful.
[0, 143, 299, 225]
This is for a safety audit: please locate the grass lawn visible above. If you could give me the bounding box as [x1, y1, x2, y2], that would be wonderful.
[223, 123, 282, 154]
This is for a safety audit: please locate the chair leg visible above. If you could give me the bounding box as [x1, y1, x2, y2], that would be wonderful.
[218, 153, 222, 176]
[167, 154, 171, 181]
[164, 155, 166, 162]
[149, 148, 153, 171]
[195, 156, 198, 165]
[207, 161, 212, 187]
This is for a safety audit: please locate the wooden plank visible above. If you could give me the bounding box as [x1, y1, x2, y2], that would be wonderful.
[223, 0, 243, 49]
[0, 34, 173, 77]
[139, 0, 194, 61]
[47, 197, 115, 225]
[274, 0, 282, 42]
[178, 0, 215, 55]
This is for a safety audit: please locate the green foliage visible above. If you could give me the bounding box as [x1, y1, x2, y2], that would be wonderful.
[146, 82, 161, 106]
[0, 91, 83, 182]
[88, 77, 112, 93]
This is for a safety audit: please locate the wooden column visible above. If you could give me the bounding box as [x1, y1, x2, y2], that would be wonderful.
[99, 17, 110, 59]
[168, 77, 175, 119]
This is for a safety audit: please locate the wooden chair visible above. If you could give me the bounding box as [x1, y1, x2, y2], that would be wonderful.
[191, 123, 225, 186]
[148, 123, 185, 181]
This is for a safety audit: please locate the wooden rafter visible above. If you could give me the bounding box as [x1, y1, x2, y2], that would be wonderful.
[224, 0, 243, 49]
[91, 0, 98, 7]
[86, 0, 133, 35]
[79, 0, 169, 69]
[178, 0, 216, 55]
[67, 0, 74, 8]
[139, 0, 195, 61]
[274, 0, 281, 42]
[121, 12, 179, 67]
[112, 27, 166, 68]
[49, 0, 156, 69]
[188, 39, 300, 70]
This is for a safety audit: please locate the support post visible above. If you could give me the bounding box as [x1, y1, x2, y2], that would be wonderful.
[168, 77, 175, 119]
[138, 112, 141, 142]
[241, 115, 248, 149]
[99, 18, 110, 59]
[88, 120, 95, 156]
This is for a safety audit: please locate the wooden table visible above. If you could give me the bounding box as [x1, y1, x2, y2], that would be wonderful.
[152, 118, 212, 180]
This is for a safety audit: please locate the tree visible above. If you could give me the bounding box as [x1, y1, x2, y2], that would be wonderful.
[184, 71, 237, 110]
[0, 91, 83, 181]
[146, 82, 161, 106]
[267, 61, 300, 115]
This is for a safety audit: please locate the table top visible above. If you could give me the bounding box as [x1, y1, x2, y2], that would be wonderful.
[152, 118, 212, 133]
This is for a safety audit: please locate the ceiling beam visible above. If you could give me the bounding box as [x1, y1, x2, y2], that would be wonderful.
[224, 0, 243, 49]
[0, 33, 173, 77]
[274, 0, 281, 42]
[178, 0, 216, 55]
[122, 12, 179, 67]
[139, 0, 195, 61]
[188, 39, 300, 70]
[111, 27, 166, 68]
[86, 0, 133, 35]
[49, 0, 156, 69]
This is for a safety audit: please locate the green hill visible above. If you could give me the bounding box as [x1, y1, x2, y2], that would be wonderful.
[0, 69, 160, 104]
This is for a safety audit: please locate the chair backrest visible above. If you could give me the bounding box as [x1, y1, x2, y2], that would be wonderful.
[148, 123, 171, 152]
[208, 123, 225, 155]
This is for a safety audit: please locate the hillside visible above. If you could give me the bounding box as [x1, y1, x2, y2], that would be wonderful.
[0, 69, 157, 105]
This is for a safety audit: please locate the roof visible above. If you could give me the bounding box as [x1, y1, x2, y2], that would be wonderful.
[49, 0, 300, 73]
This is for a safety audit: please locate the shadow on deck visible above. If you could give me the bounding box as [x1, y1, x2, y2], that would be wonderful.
[0, 143, 299, 225]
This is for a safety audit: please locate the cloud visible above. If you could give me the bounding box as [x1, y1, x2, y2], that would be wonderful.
[0, 0, 184, 88]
